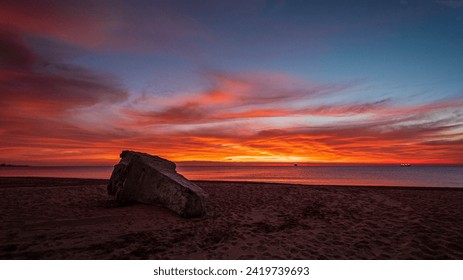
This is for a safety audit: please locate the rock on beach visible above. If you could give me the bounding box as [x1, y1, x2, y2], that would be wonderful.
[107, 150, 207, 218]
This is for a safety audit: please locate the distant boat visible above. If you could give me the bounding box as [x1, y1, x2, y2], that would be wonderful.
[294, 163, 298, 166]
[400, 163, 412, 167]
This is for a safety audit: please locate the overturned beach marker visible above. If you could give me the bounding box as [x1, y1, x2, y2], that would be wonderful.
[107, 150, 207, 218]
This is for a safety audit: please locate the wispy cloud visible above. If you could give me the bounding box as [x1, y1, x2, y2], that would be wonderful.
[0, 32, 130, 164]
[123, 71, 357, 124]
[106, 69, 463, 164]
[1, 1, 462, 165]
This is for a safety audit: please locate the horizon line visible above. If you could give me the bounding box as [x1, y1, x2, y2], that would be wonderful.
[2, 162, 463, 168]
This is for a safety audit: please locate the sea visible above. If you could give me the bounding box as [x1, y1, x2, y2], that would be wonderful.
[0, 165, 462, 188]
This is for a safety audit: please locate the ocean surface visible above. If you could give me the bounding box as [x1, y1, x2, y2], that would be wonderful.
[0, 165, 462, 188]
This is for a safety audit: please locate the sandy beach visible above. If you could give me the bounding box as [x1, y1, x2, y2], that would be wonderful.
[1, 177, 462, 260]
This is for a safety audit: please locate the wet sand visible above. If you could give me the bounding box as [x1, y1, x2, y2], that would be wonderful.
[1, 177, 462, 259]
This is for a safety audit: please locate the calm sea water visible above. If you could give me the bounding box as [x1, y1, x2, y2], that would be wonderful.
[0, 165, 462, 188]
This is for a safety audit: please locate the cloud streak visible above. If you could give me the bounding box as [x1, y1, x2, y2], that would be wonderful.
[2, 40, 462, 165]
[1, 1, 462, 165]
[124, 71, 358, 124]
[0, 31, 130, 165]
[103, 70, 463, 164]
[2, 48, 462, 164]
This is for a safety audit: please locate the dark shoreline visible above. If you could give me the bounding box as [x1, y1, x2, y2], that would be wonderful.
[1, 176, 462, 191]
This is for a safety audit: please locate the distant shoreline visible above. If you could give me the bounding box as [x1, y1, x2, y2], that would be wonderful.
[0, 176, 462, 190]
[0, 164, 30, 168]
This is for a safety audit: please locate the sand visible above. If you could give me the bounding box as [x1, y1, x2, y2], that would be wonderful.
[1, 177, 462, 260]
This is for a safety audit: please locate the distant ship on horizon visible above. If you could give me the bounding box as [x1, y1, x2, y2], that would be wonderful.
[400, 163, 412, 167]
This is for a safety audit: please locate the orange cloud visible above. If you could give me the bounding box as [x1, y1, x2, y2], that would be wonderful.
[1, 34, 462, 165]
[191, 90, 237, 105]
[122, 71, 358, 125]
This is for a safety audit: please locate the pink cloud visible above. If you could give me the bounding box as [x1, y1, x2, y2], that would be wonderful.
[0, 31, 130, 164]
[123, 71, 357, 124]
[1, 35, 462, 164]
[0, 30, 127, 116]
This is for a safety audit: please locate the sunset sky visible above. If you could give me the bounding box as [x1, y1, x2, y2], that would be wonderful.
[1, 0, 463, 165]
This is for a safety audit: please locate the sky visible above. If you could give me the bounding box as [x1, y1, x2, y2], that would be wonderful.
[1, 0, 463, 165]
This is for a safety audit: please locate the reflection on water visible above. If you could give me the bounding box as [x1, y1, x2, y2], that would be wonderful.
[0, 165, 462, 188]
[177, 166, 463, 188]
[0, 166, 114, 180]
